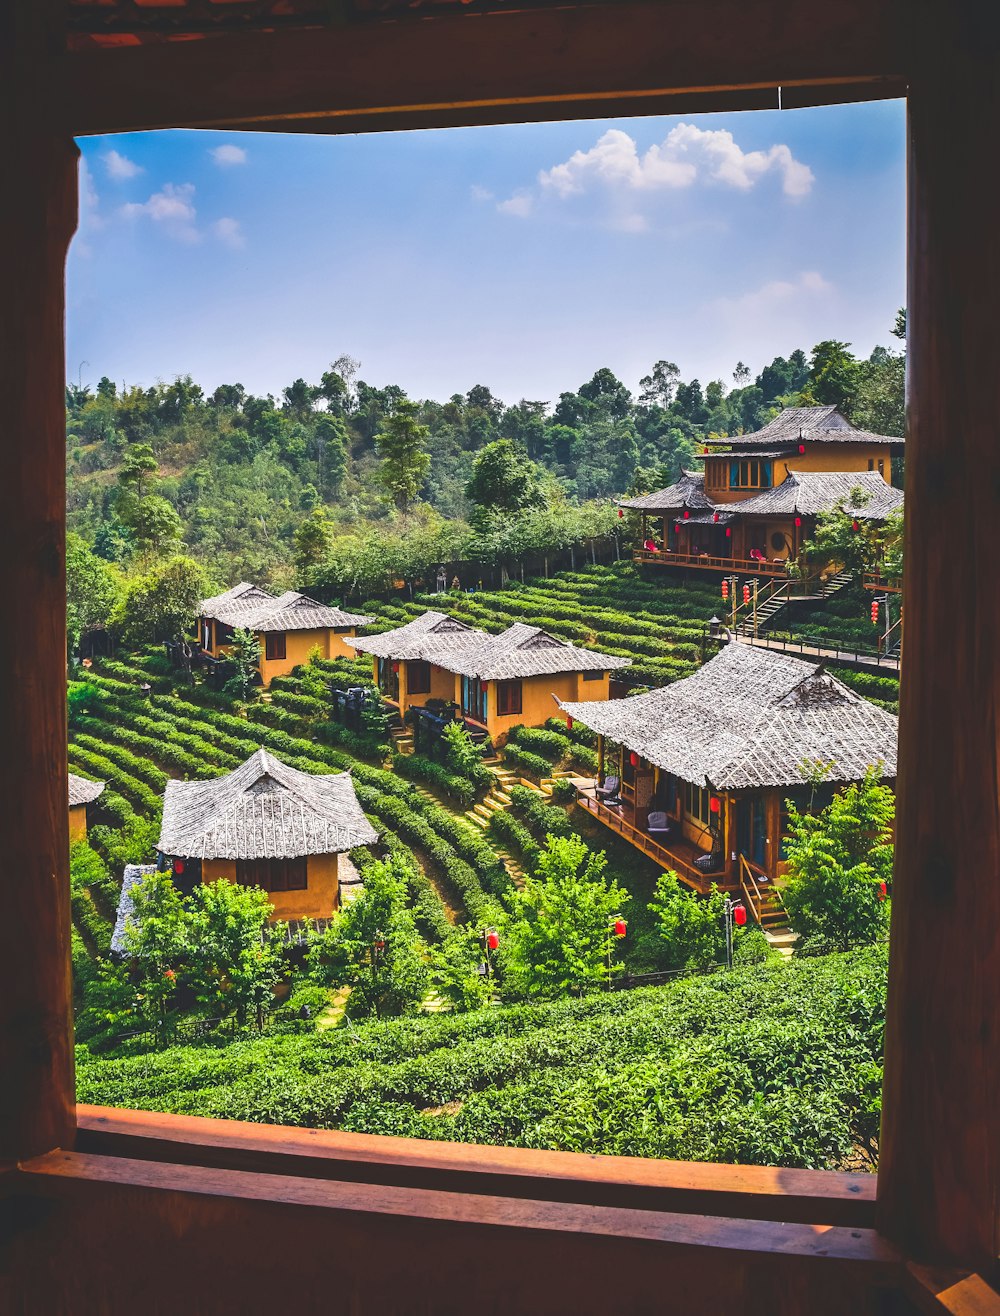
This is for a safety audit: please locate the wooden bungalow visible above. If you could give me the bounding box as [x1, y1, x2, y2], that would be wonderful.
[154, 748, 378, 922]
[199, 583, 373, 686]
[350, 610, 629, 743]
[623, 405, 904, 576]
[68, 772, 104, 842]
[560, 643, 897, 910]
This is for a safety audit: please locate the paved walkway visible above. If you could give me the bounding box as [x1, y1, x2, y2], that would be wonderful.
[736, 634, 899, 675]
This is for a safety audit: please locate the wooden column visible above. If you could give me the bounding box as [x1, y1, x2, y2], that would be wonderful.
[0, 131, 78, 1161]
[877, 2, 1000, 1272]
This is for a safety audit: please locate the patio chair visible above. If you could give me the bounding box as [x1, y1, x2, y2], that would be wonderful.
[595, 775, 620, 802]
[646, 810, 673, 840]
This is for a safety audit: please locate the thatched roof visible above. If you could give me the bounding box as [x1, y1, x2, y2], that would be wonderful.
[559, 642, 897, 791]
[158, 749, 378, 860]
[69, 772, 105, 807]
[734, 470, 905, 519]
[110, 863, 157, 955]
[201, 583, 371, 633]
[618, 471, 714, 514]
[351, 611, 628, 679]
[704, 405, 905, 450]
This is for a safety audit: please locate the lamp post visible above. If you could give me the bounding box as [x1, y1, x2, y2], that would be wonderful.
[721, 896, 747, 969]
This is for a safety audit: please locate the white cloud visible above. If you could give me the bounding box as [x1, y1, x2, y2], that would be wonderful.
[470, 184, 494, 203]
[102, 148, 143, 180]
[716, 270, 833, 320]
[210, 144, 248, 167]
[120, 182, 199, 242]
[213, 217, 245, 248]
[499, 123, 814, 218]
[497, 192, 533, 218]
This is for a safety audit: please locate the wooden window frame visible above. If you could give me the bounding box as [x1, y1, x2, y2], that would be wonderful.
[235, 856, 307, 892]
[406, 659, 432, 695]
[495, 678, 522, 716]
[4, 2, 999, 1300]
[264, 632, 286, 662]
[729, 458, 772, 490]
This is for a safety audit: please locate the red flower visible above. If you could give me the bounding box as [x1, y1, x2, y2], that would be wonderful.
[164, 968, 176, 981]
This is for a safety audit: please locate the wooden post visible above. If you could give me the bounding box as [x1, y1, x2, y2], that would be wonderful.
[597, 735, 606, 789]
[0, 131, 78, 1161]
[877, 1, 1000, 1272]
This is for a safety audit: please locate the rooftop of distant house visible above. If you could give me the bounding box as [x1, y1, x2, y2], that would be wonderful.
[69, 772, 105, 807]
[560, 641, 897, 791]
[703, 405, 906, 450]
[619, 468, 905, 519]
[200, 582, 373, 634]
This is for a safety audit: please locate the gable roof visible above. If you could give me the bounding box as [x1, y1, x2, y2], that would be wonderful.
[559, 641, 896, 791]
[705, 405, 905, 449]
[157, 748, 378, 860]
[618, 471, 713, 514]
[69, 772, 105, 807]
[348, 610, 487, 661]
[733, 470, 905, 519]
[201, 584, 371, 633]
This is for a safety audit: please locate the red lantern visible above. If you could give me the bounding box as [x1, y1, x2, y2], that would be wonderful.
[481, 680, 489, 690]
[798, 442, 806, 454]
[878, 881, 888, 902]
[852, 519, 860, 532]
[733, 903, 748, 927]
[629, 751, 639, 767]
[486, 930, 500, 951]
[713, 512, 720, 523]
[683, 509, 690, 519]
[374, 938, 386, 951]
[794, 516, 802, 528]
[710, 796, 720, 815]
[617, 508, 624, 518]
[173, 859, 185, 876]
[567, 716, 574, 729]
[703, 445, 710, 454]
[725, 527, 732, 538]
[742, 584, 751, 606]
[391, 661, 400, 673]
[721, 580, 729, 600]
[871, 601, 880, 625]
[674, 522, 682, 534]
[613, 918, 627, 938]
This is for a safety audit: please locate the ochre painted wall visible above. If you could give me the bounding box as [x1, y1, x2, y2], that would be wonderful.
[259, 628, 358, 686]
[488, 670, 610, 743]
[706, 444, 894, 505]
[68, 804, 88, 843]
[201, 853, 340, 921]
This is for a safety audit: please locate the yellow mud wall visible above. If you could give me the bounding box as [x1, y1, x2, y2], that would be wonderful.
[400, 661, 457, 715]
[258, 628, 331, 687]
[68, 805, 88, 843]
[202, 853, 340, 921]
[489, 671, 587, 743]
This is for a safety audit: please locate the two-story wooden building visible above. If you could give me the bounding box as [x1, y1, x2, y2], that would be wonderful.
[622, 405, 904, 576]
[350, 610, 629, 744]
[68, 772, 104, 842]
[153, 748, 378, 922]
[561, 642, 897, 906]
[198, 583, 373, 686]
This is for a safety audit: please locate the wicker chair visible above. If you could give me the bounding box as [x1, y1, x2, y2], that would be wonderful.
[646, 810, 672, 840]
[595, 775, 620, 802]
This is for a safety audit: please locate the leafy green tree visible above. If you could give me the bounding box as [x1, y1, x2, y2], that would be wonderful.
[782, 767, 894, 951]
[132, 493, 184, 558]
[115, 554, 208, 647]
[66, 531, 123, 657]
[222, 627, 260, 701]
[308, 856, 429, 1018]
[428, 925, 495, 1012]
[313, 412, 349, 497]
[465, 439, 544, 522]
[185, 879, 285, 1028]
[805, 340, 860, 411]
[648, 875, 730, 971]
[375, 399, 431, 513]
[799, 491, 896, 579]
[119, 870, 189, 1042]
[294, 508, 333, 569]
[502, 835, 628, 999]
[638, 359, 681, 408]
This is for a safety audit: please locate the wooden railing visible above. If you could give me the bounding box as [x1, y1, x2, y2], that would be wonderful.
[576, 791, 728, 892]
[739, 855, 786, 926]
[634, 548, 790, 578]
[862, 570, 902, 593]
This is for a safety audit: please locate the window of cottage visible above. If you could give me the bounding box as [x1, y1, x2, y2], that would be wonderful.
[729, 459, 772, 490]
[236, 857, 308, 891]
[407, 660, 432, 694]
[265, 632, 286, 661]
[496, 679, 523, 716]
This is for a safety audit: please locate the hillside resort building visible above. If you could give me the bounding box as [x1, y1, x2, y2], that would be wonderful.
[198, 583, 373, 686]
[622, 405, 904, 576]
[68, 772, 105, 843]
[350, 611, 630, 744]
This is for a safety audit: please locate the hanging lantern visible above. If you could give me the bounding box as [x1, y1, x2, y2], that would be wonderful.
[742, 584, 751, 606]
[173, 858, 185, 876]
[794, 516, 802, 528]
[683, 509, 690, 519]
[703, 445, 710, 454]
[374, 938, 386, 952]
[567, 716, 574, 730]
[878, 881, 888, 902]
[481, 680, 489, 690]
[391, 661, 400, 674]
[733, 903, 748, 927]
[613, 918, 627, 938]
[871, 601, 880, 625]
[721, 580, 729, 600]
[629, 751, 639, 767]
[798, 442, 806, 455]
[709, 796, 721, 815]
[486, 930, 500, 951]
[725, 527, 732, 538]
[674, 522, 682, 533]
[713, 512, 720, 523]
[617, 508, 624, 518]
[852, 519, 860, 532]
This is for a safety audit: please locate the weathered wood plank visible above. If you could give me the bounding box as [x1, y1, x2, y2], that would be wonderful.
[76, 1105, 877, 1227]
[45, 0, 907, 136]
[877, 0, 1000, 1276]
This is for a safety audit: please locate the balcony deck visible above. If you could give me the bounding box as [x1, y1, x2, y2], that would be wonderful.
[633, 548, 789, 578]
[576, 788, 734, 894]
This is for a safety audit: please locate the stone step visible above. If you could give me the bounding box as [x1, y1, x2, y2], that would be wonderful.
[464, 811, 489, 830]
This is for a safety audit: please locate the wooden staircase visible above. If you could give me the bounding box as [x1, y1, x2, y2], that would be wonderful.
[463, 764, 549, 889]
[390, 724, 414, 756]
[739, 856, 797, 956]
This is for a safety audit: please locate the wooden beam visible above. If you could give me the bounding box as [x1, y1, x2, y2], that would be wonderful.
[877, 0, 1000, 1275]
[46, 0, 906, 137]
[75, 1105, 877, 1228]
[0, 128, 79, 1163]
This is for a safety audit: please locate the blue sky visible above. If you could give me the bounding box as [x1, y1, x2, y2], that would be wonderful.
[70, 100, 905, 406]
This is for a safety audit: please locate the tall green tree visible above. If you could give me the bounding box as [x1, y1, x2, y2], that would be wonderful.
[805, 340, 861, 411]
[374, 399, 431, 513]
[465, 439, 545, 522]
[502, 835, 628, 999]
[648, 874, 729, 971]
[119, 870, 189, 1042]
[782, 767, 894, 952]
[66, 532, 123, 657]
[185, 879, 284, 1028]
[115, 554, 208, 646]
